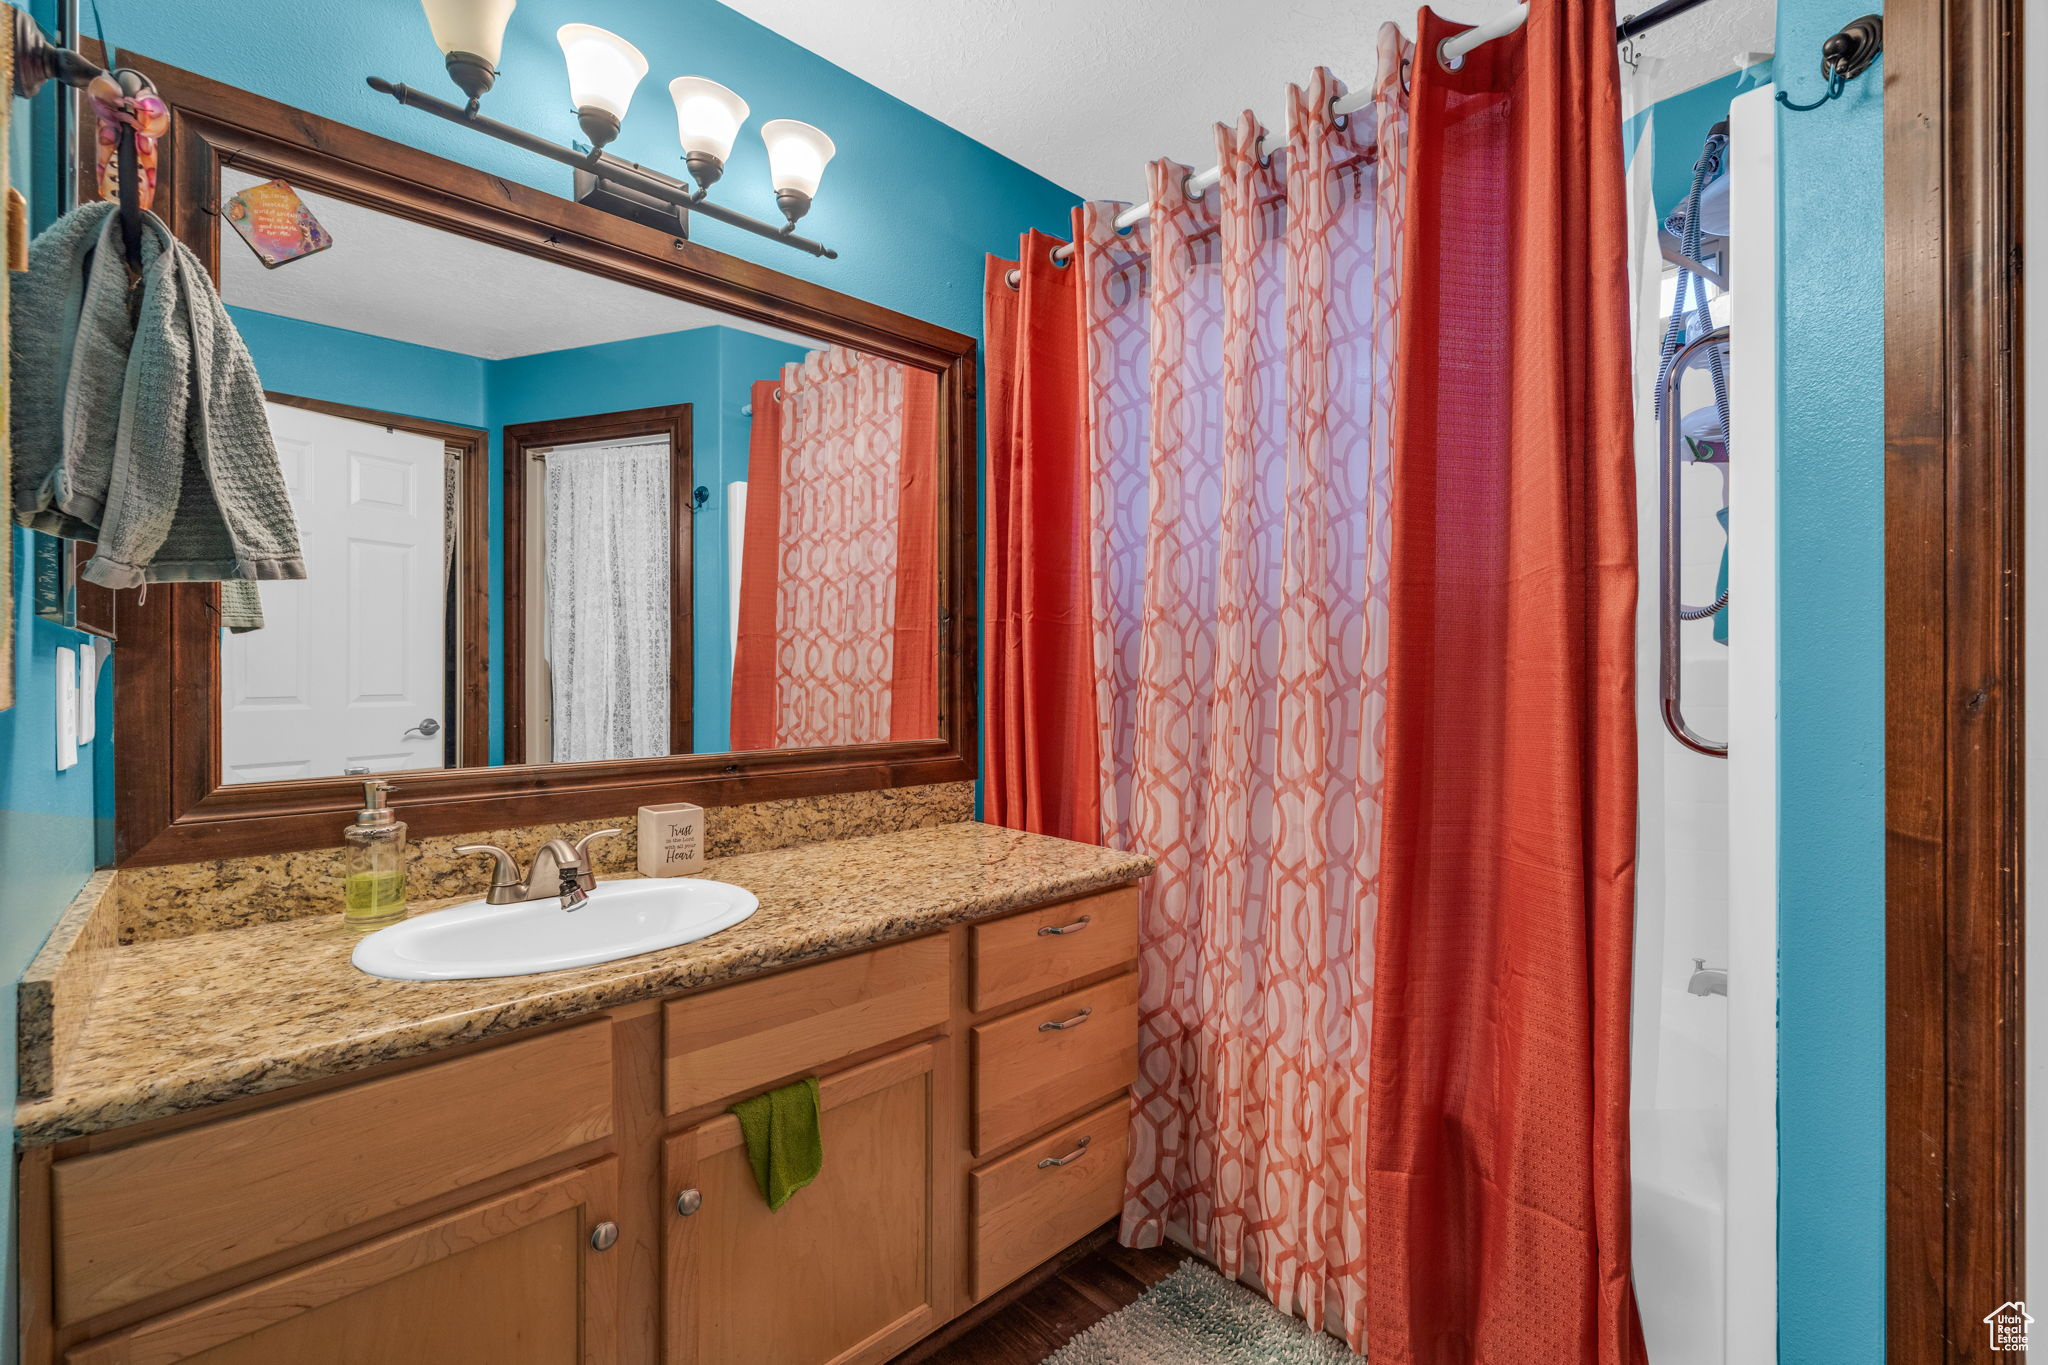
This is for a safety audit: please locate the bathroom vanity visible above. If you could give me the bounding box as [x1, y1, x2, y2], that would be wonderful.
[15, 823, 1150, 1365]
[8, 42, 1149, 1365]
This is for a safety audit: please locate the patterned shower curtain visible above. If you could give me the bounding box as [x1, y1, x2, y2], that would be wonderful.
[1084, 33, 1410, 1350]
[729, 346, 939, 750]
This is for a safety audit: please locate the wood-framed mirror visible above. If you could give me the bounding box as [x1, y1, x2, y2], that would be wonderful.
[106, 52, 977, 866]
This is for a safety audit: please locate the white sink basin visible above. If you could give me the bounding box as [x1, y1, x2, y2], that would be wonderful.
[352, 878, 758, 981]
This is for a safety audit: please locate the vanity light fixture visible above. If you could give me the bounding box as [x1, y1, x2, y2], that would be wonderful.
[555, 23, 647, 149]
[418, 0, 517, 109]
[367, 0, 837, 258]
[669, 77, 749, 191]
[760, 119, 836, 228]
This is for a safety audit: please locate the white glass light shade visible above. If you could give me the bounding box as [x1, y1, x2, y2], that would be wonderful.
[669, 78, 750, 163]
[761, 119, 836, 198]
[419, 0, 517, 64]
[556, 23, 648, 120]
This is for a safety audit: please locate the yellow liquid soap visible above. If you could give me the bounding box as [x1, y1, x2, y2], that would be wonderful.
[344, 870, 407, 929]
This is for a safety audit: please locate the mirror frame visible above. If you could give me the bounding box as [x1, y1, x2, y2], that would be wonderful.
[107, 51, 978, 866]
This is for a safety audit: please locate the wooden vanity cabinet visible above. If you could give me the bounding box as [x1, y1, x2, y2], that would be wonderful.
[61, 1160, 623, 1365]
[20, 884, 1144, 1365]
[663, 1045, 944, 1365]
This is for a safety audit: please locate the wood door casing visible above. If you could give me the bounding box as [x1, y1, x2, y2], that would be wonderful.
[1883, 0, 2027, 1357]
[663, 1045, 943, 1365]
[502, 403, 694, 765]
[63, 1160, 622, 1365]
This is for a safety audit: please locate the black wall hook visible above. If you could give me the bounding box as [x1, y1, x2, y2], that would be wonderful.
[1778, 14, 1882, 112]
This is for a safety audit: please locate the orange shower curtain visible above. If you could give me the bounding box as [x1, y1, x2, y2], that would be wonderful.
[729, 352, 939, 750]
[1364, 4, 1644, 1364]
[982, 239, 1101, 843]
[729, 379, 786, 750]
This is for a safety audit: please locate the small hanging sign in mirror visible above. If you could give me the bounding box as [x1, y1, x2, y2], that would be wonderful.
[223, 178, 333, 269]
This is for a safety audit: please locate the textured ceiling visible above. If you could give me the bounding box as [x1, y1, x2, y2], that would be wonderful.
[218, 170, 821, 360]
[717, 0, 1777, 201]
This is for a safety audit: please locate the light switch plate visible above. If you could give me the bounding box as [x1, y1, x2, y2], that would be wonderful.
[54, 647, 78, 771]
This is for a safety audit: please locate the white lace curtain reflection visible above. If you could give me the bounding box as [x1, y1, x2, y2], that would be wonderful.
[543, 439, 671, 762]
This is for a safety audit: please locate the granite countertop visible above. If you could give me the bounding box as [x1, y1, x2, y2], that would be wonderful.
[17, 823, 1152, 1146]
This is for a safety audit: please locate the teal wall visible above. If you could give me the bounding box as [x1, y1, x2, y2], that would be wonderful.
[229, 307, 489, 428]
[1775, 1, 1886, 1360]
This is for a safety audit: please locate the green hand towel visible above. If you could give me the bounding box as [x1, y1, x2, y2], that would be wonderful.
[728, 1076, 823, 1210]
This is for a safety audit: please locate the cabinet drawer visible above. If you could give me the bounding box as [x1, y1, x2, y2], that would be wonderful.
[971, 973, 1138, 1155]
[51, 1019, 614, 1326]
[970, 887, 1138, 1014]
[971, 1098, 1129, 1301]
[664, 935, 948, 1114]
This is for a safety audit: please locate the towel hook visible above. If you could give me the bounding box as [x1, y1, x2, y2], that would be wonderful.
[1777, 14, 1882, 113]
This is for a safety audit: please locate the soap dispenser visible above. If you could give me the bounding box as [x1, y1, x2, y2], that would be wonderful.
[342, 780, 408, 931]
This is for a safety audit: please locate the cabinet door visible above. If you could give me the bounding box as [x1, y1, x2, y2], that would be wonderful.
[64, 1161, 622, 1365]
[665, 1044, 941, 1365]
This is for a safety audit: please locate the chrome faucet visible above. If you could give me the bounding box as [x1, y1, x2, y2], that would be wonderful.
[1688, 958, 1728, 997]
[456, 829, 620, 910]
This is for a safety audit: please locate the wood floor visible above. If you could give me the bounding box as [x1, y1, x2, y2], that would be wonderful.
[892, 1230, 1190, 1365]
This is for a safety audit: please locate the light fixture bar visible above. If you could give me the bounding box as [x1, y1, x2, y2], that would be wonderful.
[366, 75, 838, 259]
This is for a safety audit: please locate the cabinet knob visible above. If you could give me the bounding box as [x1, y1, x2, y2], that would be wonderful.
[675, 1188, 703, 1217]
[590, 1221, 620, 1251]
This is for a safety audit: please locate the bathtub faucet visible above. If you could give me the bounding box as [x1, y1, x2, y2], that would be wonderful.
[1688, 958, 1727, 997]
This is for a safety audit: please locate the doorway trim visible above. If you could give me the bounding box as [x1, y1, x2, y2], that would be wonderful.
[502, 403, 695, 765]
[263, 392, 491, 771]
[1884, 0, 2026, 1358]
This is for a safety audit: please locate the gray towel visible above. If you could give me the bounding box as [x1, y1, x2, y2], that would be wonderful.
[11, 202, 303, 597]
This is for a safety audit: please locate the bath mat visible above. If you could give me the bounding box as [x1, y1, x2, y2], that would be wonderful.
[1043, 1260, 1365, 1364]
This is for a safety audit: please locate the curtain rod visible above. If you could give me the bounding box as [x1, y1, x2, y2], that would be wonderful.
[1013, 0, 1718, 282]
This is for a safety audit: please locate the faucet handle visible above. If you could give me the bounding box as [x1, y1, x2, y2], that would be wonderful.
[571, 828, 622, 867]
[455, 844, 520, 888]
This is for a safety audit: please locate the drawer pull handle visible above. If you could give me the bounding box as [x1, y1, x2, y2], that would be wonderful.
[1037, 915, 1093, 937]
[1040, 1006, 1094, 1032]
[590, 1221, 620, 1251]
[675, 1188, 703, 1217]
[1039, 1136, 1093, 1169]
